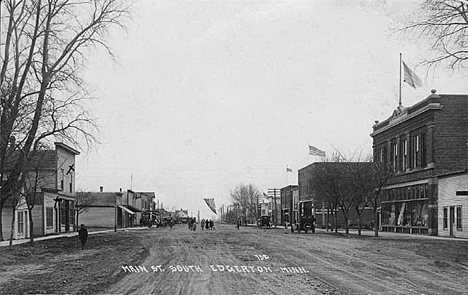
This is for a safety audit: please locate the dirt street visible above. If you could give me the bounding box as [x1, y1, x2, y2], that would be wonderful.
[1, 224, 467, 295]
[107, 224, 467, 295]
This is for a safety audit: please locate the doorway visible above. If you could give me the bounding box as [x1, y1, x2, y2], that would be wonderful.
[449, 206, 455, 237]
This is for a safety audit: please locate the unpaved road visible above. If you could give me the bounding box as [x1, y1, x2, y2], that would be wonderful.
[103, 224, 468, 295]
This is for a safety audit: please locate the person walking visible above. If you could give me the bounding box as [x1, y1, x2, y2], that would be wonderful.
[78, 224, 88, 250]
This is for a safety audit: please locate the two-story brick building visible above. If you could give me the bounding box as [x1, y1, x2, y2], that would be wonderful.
[1, 142, 80, 240]
[371, 90, 468, 236]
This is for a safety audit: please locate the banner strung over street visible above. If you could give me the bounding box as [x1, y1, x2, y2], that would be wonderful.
[204, 198, 217, 214]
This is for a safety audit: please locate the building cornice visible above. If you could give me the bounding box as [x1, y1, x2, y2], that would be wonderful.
[370, 103, 442, 137]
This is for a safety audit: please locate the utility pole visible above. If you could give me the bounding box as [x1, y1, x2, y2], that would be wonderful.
[268, 188, 279, 228]
[256, 193, 259, 223]
[274, 189, 277, 228]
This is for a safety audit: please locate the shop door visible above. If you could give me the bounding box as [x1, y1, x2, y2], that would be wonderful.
[449, 206, 455, 236]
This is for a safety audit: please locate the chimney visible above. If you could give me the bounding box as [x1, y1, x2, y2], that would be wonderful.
[100, 186, 103, 192]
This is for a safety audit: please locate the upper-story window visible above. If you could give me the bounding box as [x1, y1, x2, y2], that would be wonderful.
[401, 139, 408, 171]
[412, 134, 420, 169]
[410, 131, 427, 170]
[421, 133, 427, 167]
[391, 141, 398, 171]
[378, 145, 387, 164]
[60, 169, 64, 191]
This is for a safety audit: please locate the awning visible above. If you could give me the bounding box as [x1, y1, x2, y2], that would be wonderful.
[118, 204, 136, 215]
[125, 205, 142, 213]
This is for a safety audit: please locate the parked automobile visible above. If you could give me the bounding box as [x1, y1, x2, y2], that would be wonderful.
[257, 216, 271, 228]
[291, 200, 315, 234]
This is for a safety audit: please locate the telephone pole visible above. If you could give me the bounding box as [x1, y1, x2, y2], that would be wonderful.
[268, 188, 279, 228]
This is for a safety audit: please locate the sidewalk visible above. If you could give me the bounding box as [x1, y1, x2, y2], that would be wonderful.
[0, 226, 148, 247]
[314, 228, 468, 241]
[259, 224, 467, 241]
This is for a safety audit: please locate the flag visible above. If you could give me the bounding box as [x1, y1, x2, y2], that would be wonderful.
[203, 198, 217, 214]
[402, 61, 422, 89]
[286, 166, 292, 173]
[308, 144, 326, 157]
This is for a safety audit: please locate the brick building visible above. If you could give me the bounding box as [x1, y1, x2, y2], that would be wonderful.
[371, 90, 468, 235]
[298, 162, 374, 229]
[280, 185, 297, 225]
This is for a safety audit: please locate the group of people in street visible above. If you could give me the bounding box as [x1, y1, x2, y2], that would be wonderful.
[201, 219, 215, 230]
[188, 218, 197, 231]
[188, 218, 215, 231]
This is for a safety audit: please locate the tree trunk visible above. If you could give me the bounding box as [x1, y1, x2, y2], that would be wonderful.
[334, 203, 338, 233]
[9, 206, 16, 246]
[0, 201, 5, 241]
[341, 208, 349, 234]
[28, 207, 34, 245]
[374, 206, 379, 237]
[357, 209, 362, 236]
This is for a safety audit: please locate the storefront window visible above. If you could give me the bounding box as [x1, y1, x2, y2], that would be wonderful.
[46, 207, 53, 228]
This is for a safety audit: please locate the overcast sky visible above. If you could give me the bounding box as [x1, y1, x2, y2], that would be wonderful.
[75, 0, 468, 219]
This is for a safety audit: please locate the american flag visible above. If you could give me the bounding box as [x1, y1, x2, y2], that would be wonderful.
[308, 145, 326, 157]
[402, 61, 422, 89]
[203, 198, 217, 214]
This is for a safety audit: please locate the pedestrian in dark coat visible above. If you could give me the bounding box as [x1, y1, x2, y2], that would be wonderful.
[78, 224, 88, 250]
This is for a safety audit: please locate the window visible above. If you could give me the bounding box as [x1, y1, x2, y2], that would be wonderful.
[412, 134, 420, 169]
[17, 211, 24, 234]
[443, 207, 448, 229]
[421, 133, 427, 167]
[456, 206, 462, 230]
[46, 207, 53, 228]
[69, 202, 75, 226]
[60, 169, 64, 191]
[391, 141, 398, 171]
[379, 145, 387, 164]
[402, 139, 408, 170]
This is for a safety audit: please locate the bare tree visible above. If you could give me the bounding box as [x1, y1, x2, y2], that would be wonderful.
[230, 183, 261, 225]
[23, 156, 46, 245]
[368, 160, 395, 237]
[315, 161, 347, 233]
[8, 181, 23, 246]
[0, 0, 130, 241]
[348, 159, 374, 236]
[75, 191, 94, 228]
[401, 0, 468, 69]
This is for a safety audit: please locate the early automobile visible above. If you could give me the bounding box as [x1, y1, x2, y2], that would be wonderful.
[257, 215, 271, 228]
[291, 200, 316, 234]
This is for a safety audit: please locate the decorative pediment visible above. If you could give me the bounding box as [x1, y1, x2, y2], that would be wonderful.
[390, 105, 408, 121]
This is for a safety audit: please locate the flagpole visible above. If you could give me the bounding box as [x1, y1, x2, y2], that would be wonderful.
[399, 53, 402, 107]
